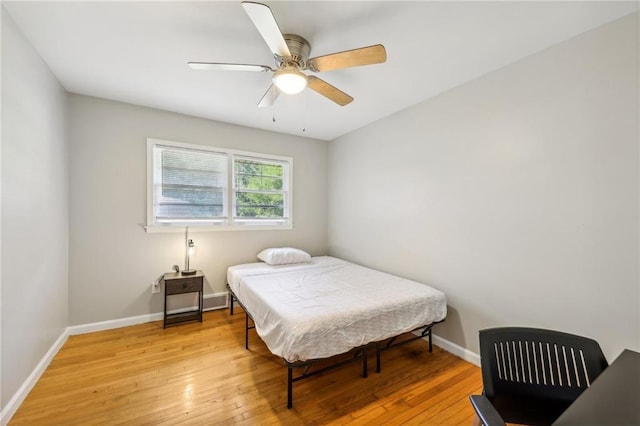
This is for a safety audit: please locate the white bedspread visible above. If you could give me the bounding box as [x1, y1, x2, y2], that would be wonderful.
[227, 256, 447, 362]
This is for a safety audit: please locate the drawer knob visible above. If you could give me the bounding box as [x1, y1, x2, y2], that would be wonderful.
[182, 283, 187, 288]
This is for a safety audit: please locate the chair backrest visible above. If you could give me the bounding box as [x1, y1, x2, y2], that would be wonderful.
[479, 327, 608, 403]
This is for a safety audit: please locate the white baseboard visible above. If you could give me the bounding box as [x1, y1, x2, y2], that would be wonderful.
[68, 292, 228, 335]
[1, 328, 70, 426]
[432, 333, 481, 366]
[68, 312, 164, 335]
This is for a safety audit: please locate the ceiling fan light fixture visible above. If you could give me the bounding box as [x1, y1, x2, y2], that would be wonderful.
[273, 66, 308, 95]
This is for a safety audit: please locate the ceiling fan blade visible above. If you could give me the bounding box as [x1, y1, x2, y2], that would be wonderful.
[258, 84, 280, 108]
[307, 44, 387, 73]
[307, 76, 353, 106]
[188, 62, 273, 72]
[241, 1, 291, 58]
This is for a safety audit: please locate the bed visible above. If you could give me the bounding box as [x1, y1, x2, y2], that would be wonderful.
[226, 254, 447, 407]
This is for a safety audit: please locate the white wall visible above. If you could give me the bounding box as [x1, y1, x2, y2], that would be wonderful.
[328, 13, 639, 361]
[68, 95, 328, 325]
[1, 9, 69, 409]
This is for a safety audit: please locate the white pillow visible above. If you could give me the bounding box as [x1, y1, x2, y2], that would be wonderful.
[257, 247, 311, 265]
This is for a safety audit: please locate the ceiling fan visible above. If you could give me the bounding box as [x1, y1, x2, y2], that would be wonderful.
[188, 1, 387, 107]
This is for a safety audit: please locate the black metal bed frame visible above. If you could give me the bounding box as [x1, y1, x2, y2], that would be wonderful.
[374, 320, 443, 373]
[226, 284, 442, 408]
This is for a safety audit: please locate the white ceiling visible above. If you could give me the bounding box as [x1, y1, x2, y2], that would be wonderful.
[4, 1, 638, 141]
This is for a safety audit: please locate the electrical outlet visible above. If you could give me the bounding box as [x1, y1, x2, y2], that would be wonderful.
[151, 280, 160, 294]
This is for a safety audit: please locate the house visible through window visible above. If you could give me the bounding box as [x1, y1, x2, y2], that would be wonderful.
[147, 138, 292, 231]
[155, 146, 227, 223]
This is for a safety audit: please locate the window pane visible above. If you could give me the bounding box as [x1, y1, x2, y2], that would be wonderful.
[235, 159, 283, 191]
[156, 146, 227, 221]
[235, 191, 284, 218]
[157, 188, 224, 218]
[233, 156, 287, 220]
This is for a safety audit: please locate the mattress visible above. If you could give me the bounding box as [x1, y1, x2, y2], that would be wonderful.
[227, 256, 447, 362]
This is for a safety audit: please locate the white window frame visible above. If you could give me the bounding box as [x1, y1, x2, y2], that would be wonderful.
[146, 138, 293, 232]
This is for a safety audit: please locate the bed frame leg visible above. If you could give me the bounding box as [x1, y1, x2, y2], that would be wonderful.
[287, 366, 293, 409]
[229, 292, 234, 315]
[376, 342, 381, 373]
[363, 347, 368, 378]
[245, 314, 249, 350]
[429, 328, 433, 353]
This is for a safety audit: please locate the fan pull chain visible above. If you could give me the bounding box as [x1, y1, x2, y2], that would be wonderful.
[272, 103, 277, 123]
[302, 90, 306, 132]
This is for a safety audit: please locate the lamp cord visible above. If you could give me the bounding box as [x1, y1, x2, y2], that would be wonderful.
[185, 226, 189, 271]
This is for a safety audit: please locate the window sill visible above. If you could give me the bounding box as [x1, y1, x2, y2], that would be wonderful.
[144, 223, 294, 233]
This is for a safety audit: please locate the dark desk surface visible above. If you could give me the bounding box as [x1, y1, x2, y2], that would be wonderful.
[553, 349, 640, 425]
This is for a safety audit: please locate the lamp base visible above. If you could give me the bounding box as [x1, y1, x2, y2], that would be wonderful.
[181, 269, 197, 276]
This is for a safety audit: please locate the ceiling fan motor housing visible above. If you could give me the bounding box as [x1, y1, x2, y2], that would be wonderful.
[278, 34, 311, 69]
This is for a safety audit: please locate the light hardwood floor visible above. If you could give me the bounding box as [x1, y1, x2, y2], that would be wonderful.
[10, 308, 482, 425]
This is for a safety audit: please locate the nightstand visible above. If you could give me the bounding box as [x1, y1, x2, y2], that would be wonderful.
[162, 270, 204, 328]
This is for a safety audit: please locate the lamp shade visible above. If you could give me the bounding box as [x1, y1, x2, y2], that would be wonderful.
[273, 66, 308, 95]
[183, 237, 197, 275]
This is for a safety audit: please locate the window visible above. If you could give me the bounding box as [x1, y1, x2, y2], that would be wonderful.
[147, 138, 292, 231]
[234, 156, 287, 220]
[153, 145, 227, 223]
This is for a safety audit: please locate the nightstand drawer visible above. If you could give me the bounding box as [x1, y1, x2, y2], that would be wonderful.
[166, 277, 202, 295]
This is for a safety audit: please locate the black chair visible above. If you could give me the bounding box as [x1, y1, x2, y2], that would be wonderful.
[469, 327, 608, 426]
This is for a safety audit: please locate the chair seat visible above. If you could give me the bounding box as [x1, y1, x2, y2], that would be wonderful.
[490, 395, 571, 426]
